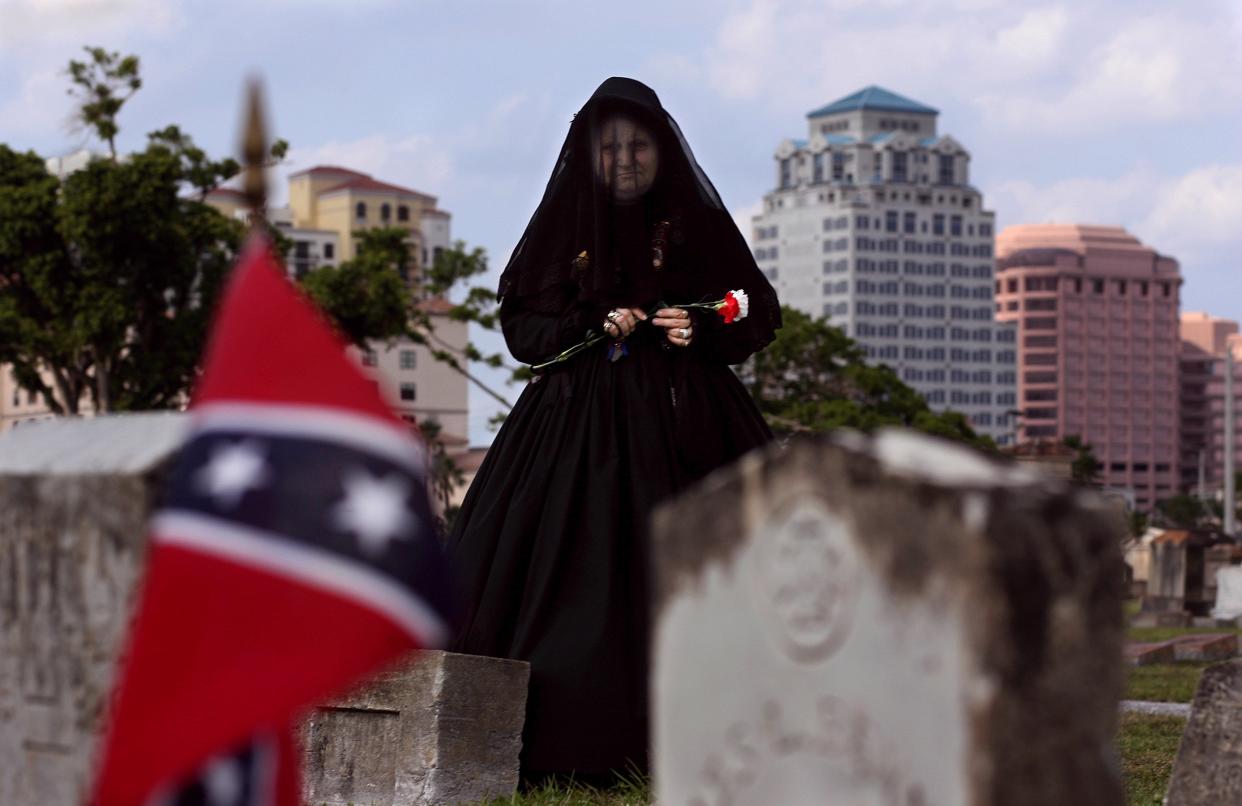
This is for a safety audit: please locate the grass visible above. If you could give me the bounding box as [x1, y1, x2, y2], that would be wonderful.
[477, 772, 650, 805]
[1118, 712, 1186, 805]
[464, 716, 1185, 806]
[1128, 625, 1241, 643]
[1126, 662, 1213, 703]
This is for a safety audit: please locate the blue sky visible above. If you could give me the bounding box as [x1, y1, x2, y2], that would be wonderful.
[3, 0, 1241, 443]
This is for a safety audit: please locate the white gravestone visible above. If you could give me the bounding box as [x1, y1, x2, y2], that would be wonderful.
[650, 430, 1125, 806]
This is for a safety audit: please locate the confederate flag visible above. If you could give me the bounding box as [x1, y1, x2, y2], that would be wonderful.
[92, 233, 453, 805]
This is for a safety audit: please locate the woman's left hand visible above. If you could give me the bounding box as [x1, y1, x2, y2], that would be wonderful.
[653, 307, 693, 347]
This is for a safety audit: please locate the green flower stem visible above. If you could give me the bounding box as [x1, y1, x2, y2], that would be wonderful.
[528, 297, 725, 374]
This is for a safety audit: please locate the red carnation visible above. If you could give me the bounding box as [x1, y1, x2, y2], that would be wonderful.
[719, 293, 741, 324]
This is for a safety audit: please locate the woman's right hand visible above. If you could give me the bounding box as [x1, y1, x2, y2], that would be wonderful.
[603, 307, 647, 339]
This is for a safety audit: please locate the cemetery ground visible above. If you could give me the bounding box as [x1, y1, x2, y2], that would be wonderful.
[467, 714, 1184, 806]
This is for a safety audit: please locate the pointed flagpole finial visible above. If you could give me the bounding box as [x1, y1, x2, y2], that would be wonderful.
[241, 77, 268, 224]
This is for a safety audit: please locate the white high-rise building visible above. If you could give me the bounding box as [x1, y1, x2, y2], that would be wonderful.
[752, 86, 1016, 444]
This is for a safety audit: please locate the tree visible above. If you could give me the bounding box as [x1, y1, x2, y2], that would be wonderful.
[1062, 434, 1102, 485]
[1155, 494, 1209, 529]
[66, 47, 141, 160]
[747, 306, 993, 450]
[0, 50, 288, 414]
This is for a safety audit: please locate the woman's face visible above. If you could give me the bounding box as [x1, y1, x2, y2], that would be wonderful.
[596, 114, 659, 202]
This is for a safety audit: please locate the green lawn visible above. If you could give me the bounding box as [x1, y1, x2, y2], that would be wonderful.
[1119, 713, 1186, 805]
[1126, 662, 1213, 703]
[1129, 625, 1241, 644]
[479, 774, 650, 806]
[468, 714, 1186, 806]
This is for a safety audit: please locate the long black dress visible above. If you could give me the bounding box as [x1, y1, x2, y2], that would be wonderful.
[448, 77, 780, 776]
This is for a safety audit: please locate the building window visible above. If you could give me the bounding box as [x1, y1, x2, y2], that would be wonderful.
[1093, 279, 1104, 294]
[885, 211, 899, 232]
[903, 211, 916, 234]
[813, 153, 825, 183]
[361, 349, 378, 367]
[400, 383, 416, 401]
[399, 350, 417, 369]
[398, 205, 410, 222]
[780, 158, 793, 189]
[355, 202, 367, 220]
[937, 154, 954, 185]
[324, 243, 334, 260]
[892, 151, 908, 182]
[380, 203, 392, 221]
[950, 215, 963, 237]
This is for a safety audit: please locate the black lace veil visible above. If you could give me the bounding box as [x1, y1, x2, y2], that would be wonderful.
[498, 77, 780, 355]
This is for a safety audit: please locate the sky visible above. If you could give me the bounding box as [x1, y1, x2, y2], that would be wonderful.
[2, 0, 1240, 444]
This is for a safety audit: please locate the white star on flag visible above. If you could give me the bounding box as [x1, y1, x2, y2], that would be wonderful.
[195, 439, 269, 509]
[333, 468, 417, 558]
[202, 756, 243, 806]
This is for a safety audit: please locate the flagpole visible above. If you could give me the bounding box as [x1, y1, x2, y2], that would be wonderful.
[241, 78, 269, 226]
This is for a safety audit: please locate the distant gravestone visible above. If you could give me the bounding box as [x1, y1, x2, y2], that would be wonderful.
[1166, 659, 1242, 805]
[650, 430, 1126, 806]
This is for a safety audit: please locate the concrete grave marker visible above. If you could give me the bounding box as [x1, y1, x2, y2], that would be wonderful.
[1166, 659, 1242, 805]
[650, 430, 1126, 806]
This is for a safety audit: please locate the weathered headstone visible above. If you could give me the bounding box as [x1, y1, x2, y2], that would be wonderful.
[1166, 659, 1242, 804]
[0, 414, 189, 806]
[650, 429, 1126, 806]
[0, 415, 527, 806]
[304, 650, 529, 805]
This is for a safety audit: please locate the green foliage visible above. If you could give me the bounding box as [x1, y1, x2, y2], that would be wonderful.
[1130, 510, 1150, 538]
[1154, 494, 1210, 529]
[301, 228, 412, 349]
[67, 47, 141, 159]
[0, 48, 295, 414]
[747, 306, 993, 450]
[0, 141, 243, 413]
[1062, 434, 1103, 484]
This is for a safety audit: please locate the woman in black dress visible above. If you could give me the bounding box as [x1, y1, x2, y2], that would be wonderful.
[449, 77, 780, 779]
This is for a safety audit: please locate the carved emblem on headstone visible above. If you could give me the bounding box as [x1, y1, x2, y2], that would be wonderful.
[754, 497, 858, 664]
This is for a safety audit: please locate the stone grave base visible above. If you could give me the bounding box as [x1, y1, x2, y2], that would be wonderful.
[303, 650, 529, 806]
[1125, 642, 1177, 666]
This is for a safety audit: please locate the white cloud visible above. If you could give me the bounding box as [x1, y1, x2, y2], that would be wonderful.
[993, 7, 1069, 72]
[679, 0, 1242, 134]
[983, 13, 1242, 132]
[0, 0, 184, 51]
[990, 165, 1164, 231]
[0, 67, 79, 141]
[1141, 163, 1242, 257]
[991, 160, 1242, 266]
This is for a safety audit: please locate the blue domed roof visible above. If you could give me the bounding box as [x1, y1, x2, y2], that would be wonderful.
[808, 86, 938, 118]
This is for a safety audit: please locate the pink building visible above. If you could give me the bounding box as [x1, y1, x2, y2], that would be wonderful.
[995, 225, 1181, 510]
[1180, 312, 1242, 494]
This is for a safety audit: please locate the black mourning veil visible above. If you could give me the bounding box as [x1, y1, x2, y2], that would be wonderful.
[498, 77, 780, 357]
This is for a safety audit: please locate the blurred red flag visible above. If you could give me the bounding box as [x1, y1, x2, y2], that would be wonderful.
[92, 233, 453, 805]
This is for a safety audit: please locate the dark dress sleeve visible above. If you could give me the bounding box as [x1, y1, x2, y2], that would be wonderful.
[686, 302, 779, 365]
[500, 295, 607, 365]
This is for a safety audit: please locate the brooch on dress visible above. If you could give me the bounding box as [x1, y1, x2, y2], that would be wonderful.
[652, 220, 670, 271]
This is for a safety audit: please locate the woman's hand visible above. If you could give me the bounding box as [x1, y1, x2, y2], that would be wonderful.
[652, 307, 693, 347]
[602, 307, 647, 339]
